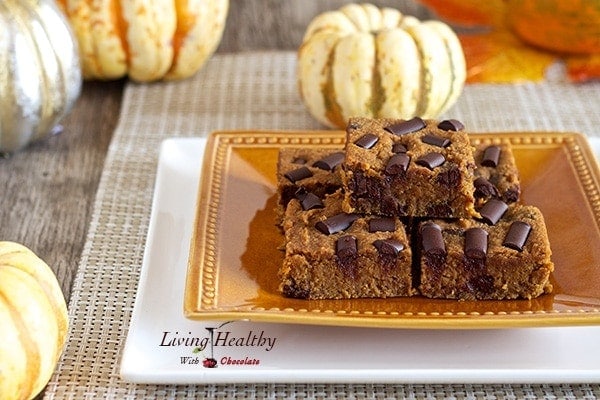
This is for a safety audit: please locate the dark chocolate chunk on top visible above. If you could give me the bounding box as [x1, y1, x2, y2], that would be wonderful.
[481, 145, 501, 168]
[292, 157, 307, 164]
[422, 134, 450, 148]
[384, 117, 426, 136]
[479, 199, 508, 225]
[385, 153, 410, 175]
[284, 166, 313, 183]
[315, 213, 359, 235]
[421, 222, 446, 256]
[437, 119, 465, 131]
[354, 133, 379, 149]
[373, 239, 404, 255]
[312, 152, 344, 171]
[503, 221, 532, 251]
[474, 177, 500, 199]
[295, 190, 324, 211]
[336, 235, 358, 259]
[464, 227, 488, 260]
[416, 152, 445, 170]
[392, 142, 408, 153]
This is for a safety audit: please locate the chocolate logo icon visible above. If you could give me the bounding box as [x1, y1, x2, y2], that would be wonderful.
[203, 321, 236, 368]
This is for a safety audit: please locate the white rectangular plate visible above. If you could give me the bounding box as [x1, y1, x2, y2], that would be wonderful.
[120, 137, 600, 384]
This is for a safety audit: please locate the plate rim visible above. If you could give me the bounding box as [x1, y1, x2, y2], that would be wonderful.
[184, 130, 600, 329]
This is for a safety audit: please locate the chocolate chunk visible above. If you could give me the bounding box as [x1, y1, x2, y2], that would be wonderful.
[292, 157, 307, 164]
[347, 121, 360, 130]
[282, 284, 310, 299]
[315, 213, 359, 235]
[336, 235, 358, 275]
[351, 172, 383, 200]
[504, 187, 520, 203]
[481, 145, 501, 167]
[384, 117, 426, 136]
[426, 203, 452, 217]
[436, 167, 460, 188]
[295, 190, 323, 211]
[464, 227, 488, 260]
[336, 235, 357, 259]
[354, 133, 379, 149]
[284, 166, 312, 183]
[368, 217, 395, 232]
[416, 152, 445, 169]
[437, 119, 465, 131]
[503, 221, 532, 251]
[312, 152, 344, 171]
[350, 171, 367, 196]
[474, 177, 500, 199]
[381, 195, 405, 216]
[467, 274, 495, 296]
[373, 239, 404, 255]
[479, 199, 508, 225]
[464, 252, 486, 273]
[420, 222, 446, 256]
[385, 153, 410, 175]
[392, 142, 407, 153]
[422, 134, 450, 148]
[294, 187, 308, 197]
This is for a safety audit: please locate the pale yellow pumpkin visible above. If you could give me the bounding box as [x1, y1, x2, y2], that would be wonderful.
[297, 3, 466, 128]
[56, 0, 229, 82]
[0, 242, 69, 400]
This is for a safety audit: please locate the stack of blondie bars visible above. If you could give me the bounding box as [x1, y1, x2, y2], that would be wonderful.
[276, 117, 553, 301]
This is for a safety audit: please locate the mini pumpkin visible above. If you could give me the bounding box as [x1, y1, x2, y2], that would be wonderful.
[297, 3, 466, 129]
[0, 242, 69, 400]
[0, 0, 82, 154]
[56, 0, 229, 82]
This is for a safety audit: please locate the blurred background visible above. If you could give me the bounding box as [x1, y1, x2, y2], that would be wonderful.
[218, 0, 432, 52]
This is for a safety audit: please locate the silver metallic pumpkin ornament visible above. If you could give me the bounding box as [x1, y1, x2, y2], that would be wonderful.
[0, 0, 82, 154]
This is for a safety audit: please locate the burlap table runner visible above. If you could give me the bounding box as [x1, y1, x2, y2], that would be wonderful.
[44, 51, 600, 399]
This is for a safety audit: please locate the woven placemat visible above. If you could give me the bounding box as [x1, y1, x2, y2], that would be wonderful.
[44, 51, 600, 399]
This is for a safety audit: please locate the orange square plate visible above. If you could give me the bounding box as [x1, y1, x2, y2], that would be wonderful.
[184, 131, 600, 329]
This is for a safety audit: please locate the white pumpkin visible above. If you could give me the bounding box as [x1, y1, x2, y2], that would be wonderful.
[297, 3, 466, 128]
[0, 242, 69, 400]
[0, 0, 82, 153]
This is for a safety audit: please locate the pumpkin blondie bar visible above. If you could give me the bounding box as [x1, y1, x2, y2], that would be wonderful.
[341, 117, 478, 218]
[417, 203, 554, 300]
[279, 190, 415, 299]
